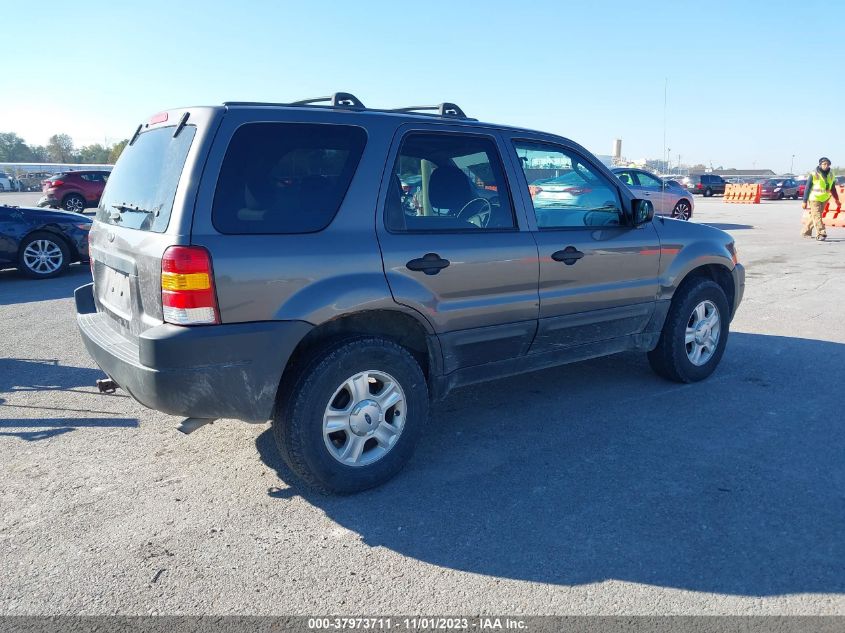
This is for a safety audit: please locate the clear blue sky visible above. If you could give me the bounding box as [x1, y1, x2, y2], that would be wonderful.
[5, 0, 842, 173]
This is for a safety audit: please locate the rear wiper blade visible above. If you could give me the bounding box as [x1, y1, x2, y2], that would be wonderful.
[111, 203, 160, 216]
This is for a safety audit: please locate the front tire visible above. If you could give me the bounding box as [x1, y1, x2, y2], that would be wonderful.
[273, 337, 429, 494]
[18, 232, 70, 279]
[648, 279, 730, 383]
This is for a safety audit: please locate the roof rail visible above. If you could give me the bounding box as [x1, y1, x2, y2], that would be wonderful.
[391, 102, 468, 119]
[223, 92, 365, 109]
[289, 92, 365, 108]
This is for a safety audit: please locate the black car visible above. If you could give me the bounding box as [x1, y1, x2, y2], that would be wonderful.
[681, 174, 727, 196]
[0, 205, 91, 278]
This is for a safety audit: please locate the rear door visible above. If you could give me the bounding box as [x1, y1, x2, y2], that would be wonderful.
[376, 124, 539, 373]
[504, 135, 661, 354]
[631, 170, 668, 215]
[79, 173, 98, 203]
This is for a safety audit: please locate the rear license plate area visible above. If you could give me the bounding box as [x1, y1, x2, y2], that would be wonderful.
[98, 266, 132, 319]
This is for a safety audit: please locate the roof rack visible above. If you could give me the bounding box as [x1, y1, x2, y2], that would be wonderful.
[223, 92, 366, 109]
[391, 103, 468, 119]
[222, 95, 471, 119]
[289, 92, 365, 108]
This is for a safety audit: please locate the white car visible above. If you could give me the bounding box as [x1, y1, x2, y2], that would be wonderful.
[0, 172, 13, 192]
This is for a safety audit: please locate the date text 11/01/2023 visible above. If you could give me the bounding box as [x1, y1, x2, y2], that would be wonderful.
[307, 617, 528, 630]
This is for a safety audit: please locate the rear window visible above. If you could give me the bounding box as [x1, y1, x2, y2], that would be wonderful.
[212, 122, 367, 234]
[96, 126, 196, 232]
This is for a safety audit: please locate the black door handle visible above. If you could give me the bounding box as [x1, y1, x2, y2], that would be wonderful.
[551, 246, 585, 265]
[406, 253, 451, 275]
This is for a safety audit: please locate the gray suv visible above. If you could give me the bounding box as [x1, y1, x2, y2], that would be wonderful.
[75, 94, 745, 493]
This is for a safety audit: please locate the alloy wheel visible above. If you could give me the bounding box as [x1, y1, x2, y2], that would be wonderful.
[672, 201, 691, 220]
[23, 239, 64, 275]
[65, 196, 84, 212]
[685, 300, 721, 366]
[322, 370, 407, 467]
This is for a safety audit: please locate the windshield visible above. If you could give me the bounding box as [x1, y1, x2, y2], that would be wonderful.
[97, 126, 196, 232]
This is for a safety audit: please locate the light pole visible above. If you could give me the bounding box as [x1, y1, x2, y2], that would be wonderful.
[791, 154, 795, 175]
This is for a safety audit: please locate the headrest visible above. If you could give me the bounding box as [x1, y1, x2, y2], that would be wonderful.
[428, 166, 472, 210]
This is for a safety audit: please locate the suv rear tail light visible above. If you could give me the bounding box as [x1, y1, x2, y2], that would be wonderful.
[697, 183, 703, 189]
[161, 246, 220, 325]
[49, 180, 64, 188]
[528, 185, 542, 197]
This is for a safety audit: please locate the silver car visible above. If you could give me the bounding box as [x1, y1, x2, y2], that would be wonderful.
[613, 168, 694, 220]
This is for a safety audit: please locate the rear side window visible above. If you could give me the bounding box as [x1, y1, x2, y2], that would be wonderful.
[97, 126, 196, 232]
[212, 123, 367, 234]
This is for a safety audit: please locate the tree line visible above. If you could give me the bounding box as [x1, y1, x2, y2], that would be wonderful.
[0, 132, 129, 165]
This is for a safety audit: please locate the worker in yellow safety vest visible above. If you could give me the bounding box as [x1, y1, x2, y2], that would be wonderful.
[801, 156, 841, 241]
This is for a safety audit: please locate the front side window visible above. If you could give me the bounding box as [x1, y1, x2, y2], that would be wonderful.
[385, 132, 515, 232]
[213, 122, 367, 234]
[514, 141, 622, 229]
[616, 170, 635, 186]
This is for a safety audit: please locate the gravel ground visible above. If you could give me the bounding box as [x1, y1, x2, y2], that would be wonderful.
[1, 196, 843, 615]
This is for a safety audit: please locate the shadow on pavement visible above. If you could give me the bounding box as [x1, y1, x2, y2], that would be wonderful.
[0, 264, 91, 306]
[0, 358, 138, 440]
[257, 332, 845, 596]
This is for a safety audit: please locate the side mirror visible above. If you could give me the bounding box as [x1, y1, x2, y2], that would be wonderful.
[632, 199, 655, 226]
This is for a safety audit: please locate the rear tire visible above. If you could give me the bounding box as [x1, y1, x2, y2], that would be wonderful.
[62, 194, 86, 213]
[273, 336, 429, 494]
[671, 199, 692, 220]
[704, 187, 713, 197]
[777, 191, 785, 200]
[648, 278, 730, 383]
[18, 232, 70, 279]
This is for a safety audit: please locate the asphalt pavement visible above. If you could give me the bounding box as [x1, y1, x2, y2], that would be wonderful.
[1, 195, 844, 615]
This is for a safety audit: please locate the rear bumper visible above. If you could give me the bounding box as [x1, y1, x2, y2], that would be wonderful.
[75, 282, 312, 422]
[37, 195, 59, 207]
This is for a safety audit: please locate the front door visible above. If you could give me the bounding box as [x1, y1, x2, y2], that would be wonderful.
[377, 126, 539, 374]
[507, 138, 661, 354]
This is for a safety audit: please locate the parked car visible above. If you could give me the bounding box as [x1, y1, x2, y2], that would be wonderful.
[18, 172, 53, 192]
[37, 170, 111, 213]
[0, 205, 91, 278]
[76, 95, 744, 493]
[0, 172, 13, 192]
[682, 174, 727, 196]
[760, 178, 799, 200]
[795, 178, 807, 198]
[612, 168, 694, 220]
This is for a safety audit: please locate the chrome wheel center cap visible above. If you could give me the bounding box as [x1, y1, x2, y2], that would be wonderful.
[349, 399, 382, 436]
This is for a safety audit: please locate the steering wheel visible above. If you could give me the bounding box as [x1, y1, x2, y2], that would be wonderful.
[457, 197, 492, 228]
